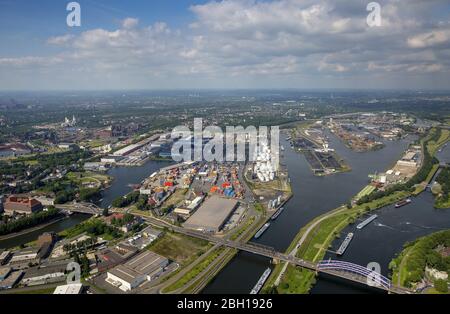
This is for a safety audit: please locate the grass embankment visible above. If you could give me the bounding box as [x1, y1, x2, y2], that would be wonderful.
[355, 185, 376, 200]
[428, 129, 450, 156]
[389, 230, 450, 293]
[162, 247, 226, 293]
[433, 166, 450, 209]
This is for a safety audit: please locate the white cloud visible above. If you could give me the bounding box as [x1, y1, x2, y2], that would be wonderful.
[122, 17, 139, 29]
[1, 0, 450, 89]
[408, 29, 450, 48]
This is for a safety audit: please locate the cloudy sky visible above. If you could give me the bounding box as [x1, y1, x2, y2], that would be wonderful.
[0, 0, 449, 90]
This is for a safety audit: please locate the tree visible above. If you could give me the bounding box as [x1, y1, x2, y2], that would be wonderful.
[102, 208, 109, 217]
[434, 279, 448, 293]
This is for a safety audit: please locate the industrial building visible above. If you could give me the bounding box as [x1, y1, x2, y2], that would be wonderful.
[183, 196, 239, 233]
[21, 264, 66, 286]
[106, 250, 169, 292]
[3, 196, 43, 216]
[0, 270, 23, 290]
[53, 283, 84, 294]
[8, 248, 40, 268]
[0, 267, 12, 281]
[0, 250, 11, 265]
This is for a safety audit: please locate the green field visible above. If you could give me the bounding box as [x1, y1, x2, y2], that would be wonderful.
[356, 185, 376, 200]
[148, 232, 211, 265]
[162, 247, 225, 293]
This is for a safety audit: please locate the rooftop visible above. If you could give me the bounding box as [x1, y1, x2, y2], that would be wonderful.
[108, 250, 168, 283]
[53, 283, 83, 294]
[184, 196, 238, 232]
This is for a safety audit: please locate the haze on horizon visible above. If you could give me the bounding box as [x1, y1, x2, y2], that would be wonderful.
[0, 0, 450, 91]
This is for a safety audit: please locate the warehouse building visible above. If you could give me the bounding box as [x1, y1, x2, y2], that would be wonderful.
[183, 196, 239, 233]
[106, 250, 168, 292]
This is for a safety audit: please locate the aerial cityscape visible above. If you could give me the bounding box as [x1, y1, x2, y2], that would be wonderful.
[0, 0, 450, 301]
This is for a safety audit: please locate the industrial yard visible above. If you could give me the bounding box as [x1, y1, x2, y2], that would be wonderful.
[290, 125, 349, 176]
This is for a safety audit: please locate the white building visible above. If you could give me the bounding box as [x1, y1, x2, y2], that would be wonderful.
[106, 251, 168, 292]
[53, 283, 83, 294]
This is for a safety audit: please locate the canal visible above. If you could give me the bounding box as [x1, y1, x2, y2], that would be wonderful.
[203, 131, 449, 294]
[0, 160, 173, 250]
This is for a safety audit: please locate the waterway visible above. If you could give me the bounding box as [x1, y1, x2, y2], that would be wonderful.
[0, 160, 173, 250]
[0, 213, 89, 249]
[202, 131, 448, 294]
[100, 160, 173, 208]
[311, 139, 450, 293]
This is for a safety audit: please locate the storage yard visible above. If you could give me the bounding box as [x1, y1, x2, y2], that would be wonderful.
[183, 196, 239, 233]
[291, 127, 348, 176]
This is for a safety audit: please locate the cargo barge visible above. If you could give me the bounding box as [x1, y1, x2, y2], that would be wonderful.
[356, 214, 378, 230]
[271, 207, 285, 221]
[250, 268, 272, 294]
[336, 233, 354, 256]
[395, 198, 412, 208]
[254, 223, 271, 239]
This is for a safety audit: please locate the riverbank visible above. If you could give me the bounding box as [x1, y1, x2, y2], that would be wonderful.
[264, 127, 448, 294]
[264, 190, 410, 293]
[390, 229, 450, 293]
[0, 215, 67, 242]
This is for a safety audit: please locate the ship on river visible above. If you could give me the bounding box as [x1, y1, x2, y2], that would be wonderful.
[254, 223, 271, 239]
[250, 268, 272, 294]
[395, 199, 412, 208]
[357, 214, 378, 230]
[336, 233, 354, 255]
[271, 207, 285, 220]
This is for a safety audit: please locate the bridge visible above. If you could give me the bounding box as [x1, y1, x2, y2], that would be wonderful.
[56, 202, 103, 215]
[143, 217, 412, 294]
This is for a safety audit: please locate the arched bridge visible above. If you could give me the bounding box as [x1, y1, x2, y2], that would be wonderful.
[317, 260, 391, 290]
[56, 202, 103, 215]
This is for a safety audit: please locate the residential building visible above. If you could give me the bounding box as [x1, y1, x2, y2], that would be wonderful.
[3, 196, 43, 216]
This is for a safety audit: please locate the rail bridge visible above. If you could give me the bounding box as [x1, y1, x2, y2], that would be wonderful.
[144, 217, 412, 294]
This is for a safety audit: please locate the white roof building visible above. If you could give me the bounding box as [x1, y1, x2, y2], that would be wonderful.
[53, 283, 83, 294]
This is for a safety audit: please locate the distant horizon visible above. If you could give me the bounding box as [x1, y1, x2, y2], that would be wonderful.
[1, 1, 450, 90]
[1, 87, 450, 94]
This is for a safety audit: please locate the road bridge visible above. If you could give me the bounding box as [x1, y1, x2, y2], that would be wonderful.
[56, 202, 102, 215]
[142, 217, 412, 294]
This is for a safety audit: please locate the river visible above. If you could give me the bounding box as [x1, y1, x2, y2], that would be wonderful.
[0, 160, 173, 250]
[312, 139, 450, 293]
[203, 131, 449, 294]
